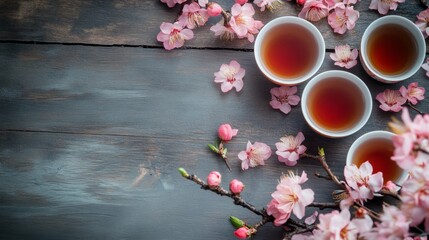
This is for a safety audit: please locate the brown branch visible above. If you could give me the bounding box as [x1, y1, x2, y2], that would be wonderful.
[309, 202, 339, 210]
[407, 102, 425, 115]
[314, 172, 332, 181]
[186, 174, 265, 216]
[302, 151, 343, 187]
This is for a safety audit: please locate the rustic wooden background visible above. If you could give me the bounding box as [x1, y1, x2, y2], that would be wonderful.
[0, 0, 428, 239]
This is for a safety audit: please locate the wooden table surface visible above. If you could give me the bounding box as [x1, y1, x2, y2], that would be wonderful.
[1, 1, 428, 239]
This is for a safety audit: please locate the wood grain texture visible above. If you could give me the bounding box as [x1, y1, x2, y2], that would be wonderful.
[1, 1, 429, 238]
[1, 43, 429, 239]
[0, 0, 426, 50]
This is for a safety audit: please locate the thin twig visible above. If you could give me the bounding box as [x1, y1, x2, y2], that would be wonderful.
[302, 152, 342, 186]
[308, 202, 339, 210]
[314, 172, 332, 181]
[379, 189, 400, 200]
[187, 174, 264, 216]
[407, 102, 425, 115]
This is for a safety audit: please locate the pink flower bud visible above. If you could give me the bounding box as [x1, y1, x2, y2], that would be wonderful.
[229, 179, 244, 194]
[234, 227, 249, 239]
[218, 124, 238, 142]
[296, 0, 306, 5]
[207, 3, 222, 17]
[384, 180, 400, 193]
[235, 0, 248, 4]
[207, 171, 221, 188]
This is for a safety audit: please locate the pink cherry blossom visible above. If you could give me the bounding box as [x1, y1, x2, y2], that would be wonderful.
[298, 0, 329, 22]
[156, 22, 194, 50]
[275, 132, 307, 166]
[218, 123, 238, 142]
[383, 180, 400, 193]
[391, 108, 429, 170]
[323, 0, 358, 9]
[229, 3, 264, 42]
[214, 60, 245, 93]
[375, 89, 407, 112]
[317, 209, 373, 239]
[372, 205, 411, 239]
[234, 227, 250, 239]
[329, 44, 358, 69]
[401, 164, 429, 231]
[422, 58, 429, 78]
[210, 19, 236, 41]
[229, 179, 245, 194]
[235, 0, 248, 4]
[416, 8, 429, 38]
[207, 171, 221, 188]
[198, 0, 208, 7]
[327, 3, 359, 34]
[305, 211, 319, 225]
[207, 2, 222, 17]
[267, 171, 315, 226]
[238, 141, 272, 170]
[160, 0, 187, 8]
[399, 82, 425, 105]
[178, 2, 209, 29]
[369, 0, 405, 15]
[344, 161, 384, 203]
[269, 86, 301, 115]
[254, 0, 284, 11]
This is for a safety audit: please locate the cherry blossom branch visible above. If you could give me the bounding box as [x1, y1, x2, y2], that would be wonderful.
[308, 202, 339, 210]
[407, 102, 425, 115]
[302, 149, 342, 186]
[182, 171, 265, 216]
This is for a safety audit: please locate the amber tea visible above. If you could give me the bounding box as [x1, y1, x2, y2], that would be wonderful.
[261, 24, 318, 79]
[367, 24, 418, 76]
[352, 138, 401, 182]
[307, 77, 364, 131]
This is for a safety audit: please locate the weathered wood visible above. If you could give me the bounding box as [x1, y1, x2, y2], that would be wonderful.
[1, 43, 429, 239]
[0, 130, 336, 240]
[0, 0, 426, 50]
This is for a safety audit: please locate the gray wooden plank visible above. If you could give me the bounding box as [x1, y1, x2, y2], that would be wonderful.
[0, 131, 336, 240]
[1, 43, 429, 239]
[0, 0, 426, 50]
[1, 43, 428, 138]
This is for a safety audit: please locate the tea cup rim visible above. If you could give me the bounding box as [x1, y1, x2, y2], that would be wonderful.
[360, 15, 426, 83]
[254, 16, 325, 86]
[301, 70, 372, 138]
[346, 130, 408, 185]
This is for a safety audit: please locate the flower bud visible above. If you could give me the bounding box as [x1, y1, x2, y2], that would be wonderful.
[229, 179, 244, 195]
[230, 216, 245, 229]
[207, 2, 222, 17]
[218, 123, 238, 142]
[235, 0, 248, 5]
[296, 0, 306, 5]
[234, 227, 249, 239]
[207, 171, 221, 188]
[383, 180, 400, 193]
[178, 168, 189, 178]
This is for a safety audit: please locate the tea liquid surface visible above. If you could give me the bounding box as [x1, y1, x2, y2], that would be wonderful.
[307, 77, 364, 131]
[367, 24, 417, 75]
[262, 24, 318, 79]
[353, 138, 401, 182]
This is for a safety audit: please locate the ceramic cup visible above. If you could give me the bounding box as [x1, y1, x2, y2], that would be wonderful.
[254, 16, 325, 86]
[346, 130, 408, 185]
[360, 15, 426, 83]
[301, 70, 372, 138]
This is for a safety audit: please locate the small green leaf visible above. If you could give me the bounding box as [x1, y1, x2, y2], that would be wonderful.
[178, 168, 189, 178]
[318, 147, 325, 157]
[208, 143, 219, 153]
[230, 216, 245, 229]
